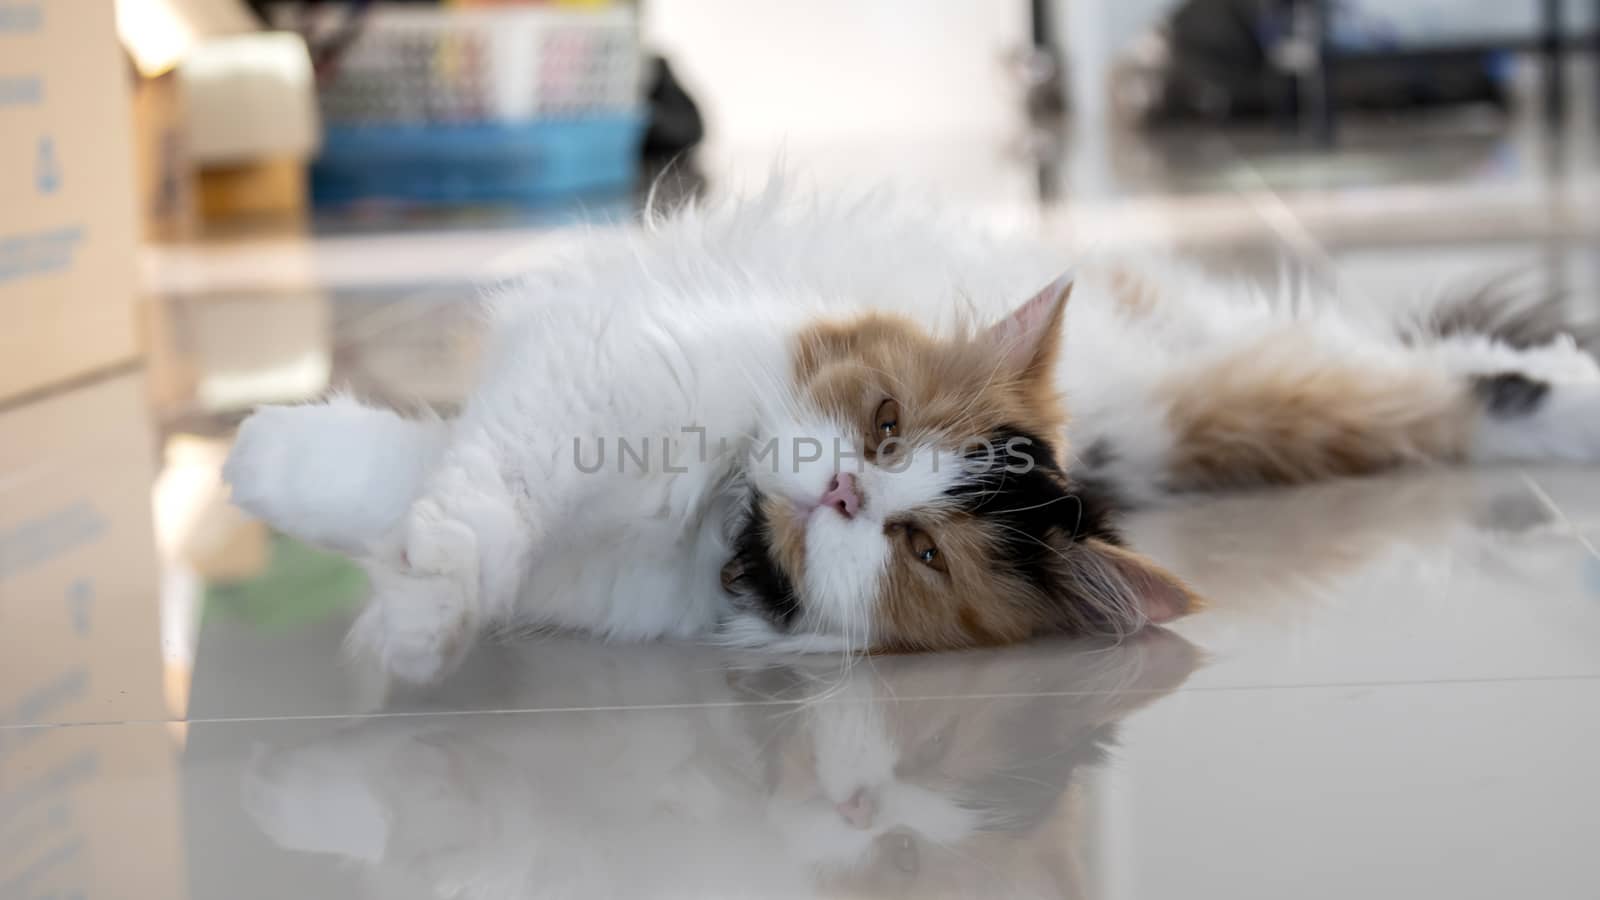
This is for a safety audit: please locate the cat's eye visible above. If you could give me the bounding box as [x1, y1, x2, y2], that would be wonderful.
[905, 526, 946, 572]
[874, 398, 900, 439]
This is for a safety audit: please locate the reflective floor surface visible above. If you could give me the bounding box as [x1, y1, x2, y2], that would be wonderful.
[6, 455, 1599, 898]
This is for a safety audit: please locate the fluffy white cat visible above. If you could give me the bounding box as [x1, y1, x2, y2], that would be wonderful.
[223, 183, 1600, 682]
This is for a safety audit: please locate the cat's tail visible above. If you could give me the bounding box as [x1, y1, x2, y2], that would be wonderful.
[1079, 283, 1600, 496]
[223, 395, 448, 554]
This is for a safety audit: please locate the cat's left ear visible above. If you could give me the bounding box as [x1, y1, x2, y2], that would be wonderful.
[1076, 538, 1203, 627]
[981, 270, 1074, 380]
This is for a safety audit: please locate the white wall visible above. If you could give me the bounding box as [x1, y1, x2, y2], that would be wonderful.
[642, 0, 1030, 154]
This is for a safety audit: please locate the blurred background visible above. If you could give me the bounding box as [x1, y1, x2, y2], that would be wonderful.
[3, 3, 1600, 896]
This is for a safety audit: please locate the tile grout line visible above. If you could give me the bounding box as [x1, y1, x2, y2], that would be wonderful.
[6, 671, 1600, 733]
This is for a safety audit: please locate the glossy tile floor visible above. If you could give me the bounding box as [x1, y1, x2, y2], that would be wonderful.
[6, 125, 1600, 898]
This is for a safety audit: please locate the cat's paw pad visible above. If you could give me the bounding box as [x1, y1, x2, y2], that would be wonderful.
[351, 506, 481, 683]
[399, 499, 478, 575]
[350, 566, 475, 683]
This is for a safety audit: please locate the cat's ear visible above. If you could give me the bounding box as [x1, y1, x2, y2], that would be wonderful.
[981, 270, 1074, 379]
[1075, 537, 1202, 627]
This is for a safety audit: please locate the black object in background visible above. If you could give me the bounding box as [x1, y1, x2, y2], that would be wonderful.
[1130, 0, 1510, 126]
[642, 55, 704, 161]
[637, 54, 707, 208]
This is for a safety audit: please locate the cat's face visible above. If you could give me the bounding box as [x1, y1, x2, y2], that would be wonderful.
[725, 275, 1199, 652]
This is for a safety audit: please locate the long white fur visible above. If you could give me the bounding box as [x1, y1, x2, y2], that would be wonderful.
[223, 183, 1600, 681]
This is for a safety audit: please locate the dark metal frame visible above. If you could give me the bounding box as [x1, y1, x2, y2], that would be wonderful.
[1289, 0, 1600, 144]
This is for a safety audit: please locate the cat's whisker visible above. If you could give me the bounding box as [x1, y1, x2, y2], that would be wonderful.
[984, 492, 1083, 520]
[974, 517, 1138, 640]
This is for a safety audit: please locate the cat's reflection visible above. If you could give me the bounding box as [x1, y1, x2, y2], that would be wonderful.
[243, 630, 1198, 899]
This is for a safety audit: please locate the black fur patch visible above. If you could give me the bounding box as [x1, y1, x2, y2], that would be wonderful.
[726, 495, 801, 629]
[1080, 437, 1117, 470]
[1066, 474, 1126, 546]
[1473, 372, 1550, 418]
[946, 426, 1122, 541]
[946, 426, 1127, 629]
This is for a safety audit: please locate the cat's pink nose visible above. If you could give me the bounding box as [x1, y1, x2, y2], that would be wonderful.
[836, 787, 876, 829]
[820, 473, 861, 519]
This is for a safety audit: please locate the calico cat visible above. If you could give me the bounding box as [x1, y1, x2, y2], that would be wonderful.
[223, 184, 1600, 682]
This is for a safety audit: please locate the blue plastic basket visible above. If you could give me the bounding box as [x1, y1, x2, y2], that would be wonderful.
[311, 114, 646, 208]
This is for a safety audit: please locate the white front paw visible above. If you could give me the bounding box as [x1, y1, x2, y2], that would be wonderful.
[223, 401, 410, 552]
[223, 407, 302, 525]
[350, 503, 481, 683]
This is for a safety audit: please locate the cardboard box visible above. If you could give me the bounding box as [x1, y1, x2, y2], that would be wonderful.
[1, 0, 140, 401]
[0, 371, 182, 897]
[0, 723, 185, 899]
[133, 70, 198, 242]
[0, 372, 167, 723]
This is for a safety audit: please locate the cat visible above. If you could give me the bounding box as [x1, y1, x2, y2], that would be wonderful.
[222, 182, 1600, 682]
[240, 631, 1200, 899]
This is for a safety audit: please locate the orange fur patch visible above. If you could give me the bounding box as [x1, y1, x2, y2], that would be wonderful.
[875, 513, 1058, 650]
[793, 314, 1068, 447]
[1163, 334, 1475, 490]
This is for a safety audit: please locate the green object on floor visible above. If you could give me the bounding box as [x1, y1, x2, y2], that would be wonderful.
[204, 534, 367, 629]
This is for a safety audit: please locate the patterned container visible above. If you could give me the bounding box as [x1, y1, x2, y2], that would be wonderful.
[279, 4, 645, 208]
